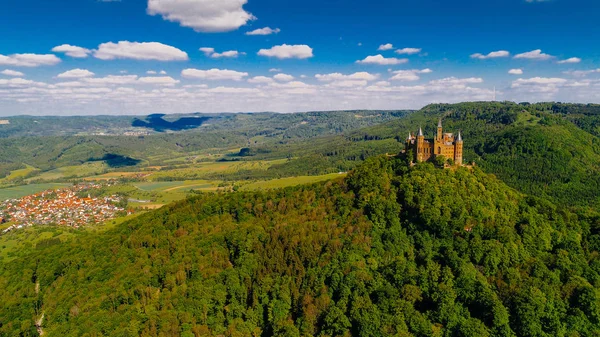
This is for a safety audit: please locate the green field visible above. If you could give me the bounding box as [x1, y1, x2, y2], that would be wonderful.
[0, 165, 38, 184]
[31, 162, 108, 181]
[0, 183, 71, 200]
[240, 173, 346, 191]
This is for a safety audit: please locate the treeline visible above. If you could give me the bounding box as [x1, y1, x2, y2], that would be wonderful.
[1, 156, 599, 336]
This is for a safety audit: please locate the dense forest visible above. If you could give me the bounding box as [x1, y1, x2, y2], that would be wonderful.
[2, 156, 599, 336]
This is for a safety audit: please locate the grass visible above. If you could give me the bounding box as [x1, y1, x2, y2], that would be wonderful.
[0, 164, 38, 184]
[30, 162, 108, 181]
[148, 159, 289, 180]
[240, 173, 347, 191]
[0, 183, 71, 201]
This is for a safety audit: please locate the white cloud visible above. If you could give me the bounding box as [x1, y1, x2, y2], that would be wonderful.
[199, 47, 215, 56]
[269, 68, 282, 72]
[0, 54, 61, 67]
[511, 77, 567, 87]
[395, 48, 422, 55]
[138, 76, 180, 86]
[429, 77, 483, 85]
[94, 41, 189, 61]
[514, 49, 553, 61]
[246, 27, 281, 35]
[181, 68, 248, 81]
[563, 69, 600, 77]
[0, 78, 47, 88]
[273, 73, 294, 82]
[356, 54, 408, 65]
[209, 86, 261, 94]
[51, 44, 92, 58]
[160, 70, 167, 75]
[258, 44, 313, 59]
[147, 70, 158, 75]
[390, 69, 433, 81]
[508, 69, 524, 75]
[315, 72, 379, 82]
[211, 50, 240, 58]
[147, 0, 255, 33]
[470, 50, 510, 59]
[84, 75, 139, 85]
[57, 69, 96, 79]
[247, 76, 274, 84]
[378, 43, 394, 51]
[557, 57, 581, 64]
[1, 69, 24, 77]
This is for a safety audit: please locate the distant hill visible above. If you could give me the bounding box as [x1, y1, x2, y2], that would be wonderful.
[239, 102, 600, 206]
[1, 157, 599, 336]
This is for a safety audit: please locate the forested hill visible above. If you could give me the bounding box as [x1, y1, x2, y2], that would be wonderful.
[2, 156, 600, 336]
[242, 102, 600, 207]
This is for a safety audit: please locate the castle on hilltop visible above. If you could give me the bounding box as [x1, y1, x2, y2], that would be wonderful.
[406, 119, 463, 165]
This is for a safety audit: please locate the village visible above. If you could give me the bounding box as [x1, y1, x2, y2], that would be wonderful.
[0, 183, 130, 234]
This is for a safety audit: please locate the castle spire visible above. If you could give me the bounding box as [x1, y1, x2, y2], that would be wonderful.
[457, 131, 462, 142]
[418, 127, 423, 137]
[438, 118, 443, 128]
[408, 132, 412, 140]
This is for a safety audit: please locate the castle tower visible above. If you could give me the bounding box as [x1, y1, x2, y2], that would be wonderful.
[437, 119, 443, 141]
[416, 127, 425, 162]
[455, 131, 463, 166]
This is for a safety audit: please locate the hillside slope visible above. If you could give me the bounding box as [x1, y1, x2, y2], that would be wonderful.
[1, 157, 599, 336]
[242, 102, 600, 206]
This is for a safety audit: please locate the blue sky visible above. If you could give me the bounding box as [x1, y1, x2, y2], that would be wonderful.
[0, 0, 599, 115]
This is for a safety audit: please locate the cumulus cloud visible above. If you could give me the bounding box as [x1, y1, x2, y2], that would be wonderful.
[147, 0, 255, 32]
[395, 48, 422, 55]
[0, 78, 47, 88]
[269, 68, 282, 73]
[563, 69, 600, 77]
[94, 41, 189, 61]
[390, 69, 433, 81]
[246, 27, 281, 35]
[356, 55, 408, 65]
[557, 57, 581, 64]
[247, 76, 274, 84]
[0, 54, 61, 67]
[1, 69, 24, 77]
[258, 44, 313, 59]
[51, 44, 92, 58]
[200, 47, 240, 58]
[378, 43, 394, 51]
[57, 69, 96, 79]
[470, 50, 510, 59]
[429, 77, 483, 85]
[315, 72, 379, 82]
[137, 76, 180, 86]
[181, 68, 248, 81]
[273, 73, 294, 82]
[508, 69, 524, 75]
[512, 77, 567, 86]
[514, 49, 553, 60]
[84, 75, 139, 85]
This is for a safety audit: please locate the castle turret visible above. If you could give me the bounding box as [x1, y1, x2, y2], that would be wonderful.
[416, 127, 425, 162]
[437, 119, 443, 141]
[455, 131, 463, 166]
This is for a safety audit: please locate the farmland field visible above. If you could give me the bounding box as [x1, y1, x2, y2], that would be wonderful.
[240, 173, 347, 191]
[0, 183, 71, 200]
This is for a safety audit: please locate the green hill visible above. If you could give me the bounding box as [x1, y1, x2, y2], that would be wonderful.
[240, 102, 600, 207]
[1, 157, 599, 336]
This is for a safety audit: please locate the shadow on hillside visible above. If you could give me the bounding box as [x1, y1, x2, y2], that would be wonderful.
[132, 114, 211, 132]
[89, 154, 141, 168]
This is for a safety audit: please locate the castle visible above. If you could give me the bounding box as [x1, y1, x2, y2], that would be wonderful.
[406, 119, 463, 165]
